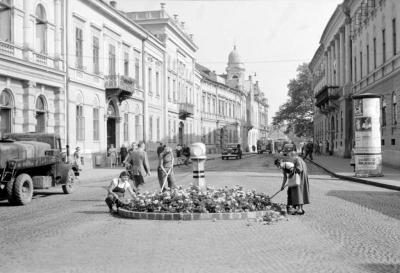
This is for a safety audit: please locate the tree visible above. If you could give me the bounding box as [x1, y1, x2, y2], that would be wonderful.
[272, 63, 314, 138]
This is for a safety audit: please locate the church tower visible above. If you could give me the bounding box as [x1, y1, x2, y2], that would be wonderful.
[226, 45, 245, 89]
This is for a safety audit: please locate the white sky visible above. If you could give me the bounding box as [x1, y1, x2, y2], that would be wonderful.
[118, 0, 340, 123]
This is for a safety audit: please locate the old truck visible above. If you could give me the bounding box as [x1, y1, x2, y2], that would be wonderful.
[0, 133, 79, 205]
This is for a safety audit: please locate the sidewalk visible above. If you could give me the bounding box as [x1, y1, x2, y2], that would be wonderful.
[306, 155, 400, 191]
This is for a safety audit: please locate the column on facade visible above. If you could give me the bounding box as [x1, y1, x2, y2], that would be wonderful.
[344, 22, 351, 84]
[23, 0, 33, 60]
[22, 81, 37, 132]
[142, 42, 148, 142]
[324, 52, 329, 86]
[335, 36, 340, 86]
[53, 87, 65, 141]
[54, 0, 62, 61]
[327, 47, 332, 86]
[162, 47, 168, 143]
[340, 28, 346, 86]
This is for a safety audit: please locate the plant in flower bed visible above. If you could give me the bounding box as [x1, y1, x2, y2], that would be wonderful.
[119, 185, 287, 215]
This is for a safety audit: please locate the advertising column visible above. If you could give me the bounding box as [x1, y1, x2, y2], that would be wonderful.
[352, 93, 382, 177]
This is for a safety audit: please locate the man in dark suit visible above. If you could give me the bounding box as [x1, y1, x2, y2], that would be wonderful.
[124, 141, 151, 191]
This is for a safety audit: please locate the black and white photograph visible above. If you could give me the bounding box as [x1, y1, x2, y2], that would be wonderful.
[1, 0, 400, 273]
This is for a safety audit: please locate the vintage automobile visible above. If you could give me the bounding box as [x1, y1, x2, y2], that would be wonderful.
[221, 143, 242, 160]
[282, 143, 296, 156]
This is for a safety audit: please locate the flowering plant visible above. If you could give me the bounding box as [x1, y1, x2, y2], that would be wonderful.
[119, 185, 285, 214]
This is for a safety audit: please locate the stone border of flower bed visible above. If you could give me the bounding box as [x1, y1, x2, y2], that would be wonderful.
[117, 208, 274, 220]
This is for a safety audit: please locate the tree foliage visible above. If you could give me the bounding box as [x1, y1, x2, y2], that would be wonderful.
[272, 63, 314, 137]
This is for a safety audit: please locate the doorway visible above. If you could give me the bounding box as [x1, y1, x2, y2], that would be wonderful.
[179, 121, 184, 145]
[330, 116, 335, 154]
[107, 101, 117, 148]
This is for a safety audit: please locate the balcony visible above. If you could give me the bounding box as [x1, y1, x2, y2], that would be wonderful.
[105, 75, 135, 103]
[178, 102, 194, 120]
[315, 85, 341, 114]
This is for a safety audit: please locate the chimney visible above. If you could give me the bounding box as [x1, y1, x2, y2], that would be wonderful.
[181, 22, 185, 29]
[110, 1, 117, 8]
[189, 34, 194, 39]
[248, 75, 252, 81]
[160, 3, 166, 9]
[173, 14, 179, 21]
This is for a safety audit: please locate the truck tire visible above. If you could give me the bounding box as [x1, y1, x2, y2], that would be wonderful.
[62, 169, 75, 194]
[13, 174, 33, 205]
[6, 180, 16, 204]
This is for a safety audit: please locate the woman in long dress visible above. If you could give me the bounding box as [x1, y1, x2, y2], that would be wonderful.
[291, 153, 310, 214]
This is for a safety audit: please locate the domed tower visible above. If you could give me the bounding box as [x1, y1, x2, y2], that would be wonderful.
[226, 45, 245, 89]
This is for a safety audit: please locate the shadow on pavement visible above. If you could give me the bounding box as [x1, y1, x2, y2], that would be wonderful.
[362, 263, 400, 273]
[75, 210, 110, 215]
[327, 190, 400, 220]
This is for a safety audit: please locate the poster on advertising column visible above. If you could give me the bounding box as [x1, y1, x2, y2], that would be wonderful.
[352, 93, 383, 177]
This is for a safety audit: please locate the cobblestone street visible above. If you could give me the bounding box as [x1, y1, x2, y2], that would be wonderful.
[1, 155, 399, 273]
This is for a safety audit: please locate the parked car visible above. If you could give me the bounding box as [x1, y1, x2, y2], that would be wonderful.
[221, 143, 241, 160]
[282, 143, 296, 156]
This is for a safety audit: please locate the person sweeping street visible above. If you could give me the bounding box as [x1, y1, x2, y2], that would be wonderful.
[158, 146, 176, 191]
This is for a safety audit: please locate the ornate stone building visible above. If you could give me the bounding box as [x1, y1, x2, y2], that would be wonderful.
[310, 0, 400, 166]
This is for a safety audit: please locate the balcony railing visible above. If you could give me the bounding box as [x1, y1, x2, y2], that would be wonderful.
[105, 75, 135, 102]
[178, 102, 194, 120]
[0, 41, 15, 56]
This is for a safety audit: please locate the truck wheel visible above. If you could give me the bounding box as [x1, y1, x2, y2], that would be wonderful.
[6, 180, 16, 204]
[13, 174, 33, 205]
[62, 169, 75, 194]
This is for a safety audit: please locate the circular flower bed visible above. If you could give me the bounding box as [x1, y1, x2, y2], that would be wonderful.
[119, 185, 286, 216]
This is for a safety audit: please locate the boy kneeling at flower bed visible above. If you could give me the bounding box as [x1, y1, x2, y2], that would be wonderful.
[105, 171, 137, 213]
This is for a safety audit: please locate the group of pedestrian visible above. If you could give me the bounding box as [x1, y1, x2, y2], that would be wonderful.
[105, 141, 183, 212]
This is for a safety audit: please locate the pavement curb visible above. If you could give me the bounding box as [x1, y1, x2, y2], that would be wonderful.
[116, 208, 277, 221]
[306, 158, 400, 191]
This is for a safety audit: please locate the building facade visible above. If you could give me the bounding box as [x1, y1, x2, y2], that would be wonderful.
[1, 1, 269, 165]
[310, 0, 400, 167]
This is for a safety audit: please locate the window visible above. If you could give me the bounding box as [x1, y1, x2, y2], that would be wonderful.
[35, 4, 47, 54]
[148, 68, 152, 95]
[35, 96, 46, 132]
[135, 115, 140, 142]
[382, 29, 386, 63]
[76, 103, 85, 141]
[393, 18, 397, 56]
[207, 97, 210, 112]
[123, 113, 129, 141]
[156, 117, 160, 141]
[124, 52, 129, 76]
[366, 45, 370, 73]
[0, 89, 13, 135]
[173, 79, 176, 102]
[392, 92, 397, 125]
[108, 44, 116, 75]
[92, 36, 99, 74]
[360, 51, 363, 78]
[202, 95, 206, 112]
[0, 0, 12, 42]
[156, 72, 160, 96]
[167, 77, 171, 101]
[149, 116, 153, 141]
[391, 139, 396, 145]
[135, 57, 140, 87]
[373, 37, 377, 69]
[75, 27, 83, 69]
[382, 98, 387, 126]
[93, 107, 99, 141]
[354, 56, 357, 81]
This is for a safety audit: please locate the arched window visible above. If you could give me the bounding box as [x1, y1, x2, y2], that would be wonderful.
[35, 95, 46, 132]
[35, 4, 47, 53]
[382, 97, 387, 126]
[0, 89, 13, 135]
[76, 94, 85, 140]
[93, 97, 100, 141]
[392, 92, 397, 125]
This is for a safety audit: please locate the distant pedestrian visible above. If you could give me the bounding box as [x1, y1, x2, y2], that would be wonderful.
[182, 144, 191, 165]
[73, 146, 82, 171]
[237, 144, 242, 159]
[158, 146, 176, 191]
[108, 144, 117, 167]
[176, 144, 182, 158]
[315, 141, 321, 155]
[124, 141, 151, 192]
[120, 144, 128, 166]
[350, 145, 355, 172]
[157, 142, 165, 158]
[304, 141, 314, 160]
[291, 152, 310, 215]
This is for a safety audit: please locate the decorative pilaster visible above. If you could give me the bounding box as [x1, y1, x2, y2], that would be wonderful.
[23, 0, 32, 61]
[340, 28, 346, 86]
[53, 88, 65, 138]
[335, 37, 340, 86]
[54, 0, 62, 69]
[22, 81, 37, 132]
